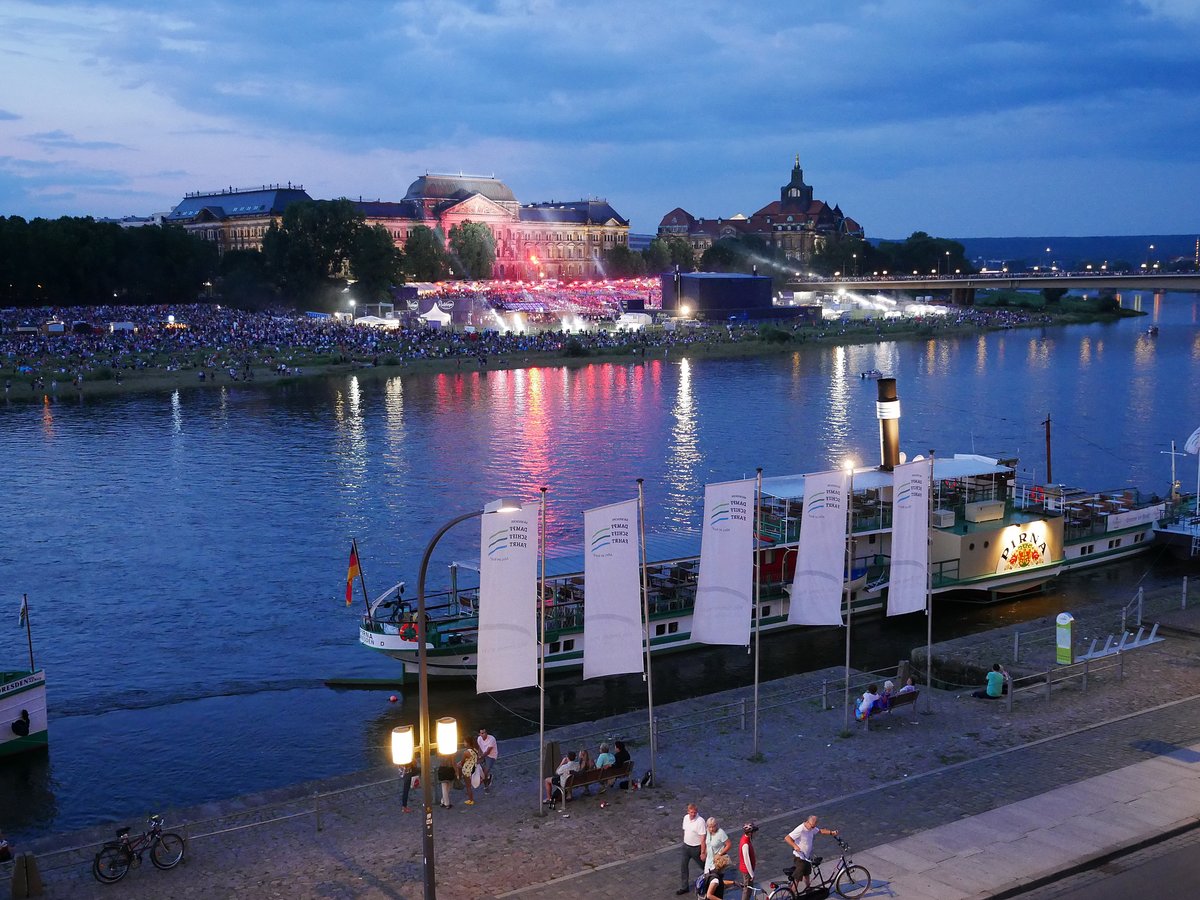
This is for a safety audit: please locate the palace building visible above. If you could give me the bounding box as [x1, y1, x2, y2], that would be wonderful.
[658, 157, 863, 264]
[355, 174, 629, 280]
[164, 184, 313, 253]
[167, 175, 629, 280]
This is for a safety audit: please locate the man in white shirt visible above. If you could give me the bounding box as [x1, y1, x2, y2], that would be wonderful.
[678, 803, 707, 895]
[475, 727, 498, 790]
[785, 815, 838, 891]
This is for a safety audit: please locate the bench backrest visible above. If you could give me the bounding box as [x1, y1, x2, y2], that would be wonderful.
[564, 759, 633, 788]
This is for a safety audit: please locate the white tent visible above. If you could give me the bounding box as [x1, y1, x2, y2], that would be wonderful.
[419, 304, 452, 327]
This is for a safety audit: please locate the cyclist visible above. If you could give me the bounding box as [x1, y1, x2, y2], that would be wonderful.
[784, 815, 838, 892]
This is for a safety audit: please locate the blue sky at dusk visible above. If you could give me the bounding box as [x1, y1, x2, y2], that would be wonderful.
[1, 0, 1198, 238]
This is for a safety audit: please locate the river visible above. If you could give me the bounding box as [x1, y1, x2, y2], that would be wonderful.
[1, 290, 1197, 840]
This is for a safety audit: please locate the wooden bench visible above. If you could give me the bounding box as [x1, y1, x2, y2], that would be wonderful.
[859, 690, 919, 730]
[551, 760, 634, 810]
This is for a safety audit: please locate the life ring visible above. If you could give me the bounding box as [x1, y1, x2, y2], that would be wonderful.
[399, 623, 417, 642]
[1030, 485, 1044, 504]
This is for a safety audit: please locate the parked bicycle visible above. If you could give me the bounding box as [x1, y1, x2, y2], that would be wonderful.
[767, 835, 871, 899]
[92, 814, 185, 884]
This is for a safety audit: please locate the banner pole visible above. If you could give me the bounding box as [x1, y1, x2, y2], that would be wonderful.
[753, 468, 762, 758]
[926, 452, 936, 713]
[538, 486, 548, 816]
[842, 466, 854, 733]
[637, 478, 657, 784]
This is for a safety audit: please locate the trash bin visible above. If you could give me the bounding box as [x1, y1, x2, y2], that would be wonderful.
[1056, 612, 1075, 665]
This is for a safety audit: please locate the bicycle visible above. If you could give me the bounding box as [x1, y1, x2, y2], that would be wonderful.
[766, 835, 871, 899]
[91, 814, 186, 884]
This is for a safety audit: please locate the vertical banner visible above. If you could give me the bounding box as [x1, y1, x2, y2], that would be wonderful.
[888, 459, 931, 616]
[788, 469, 849, 625]
[692, 478, 755, 645]
[583, 499, 644, 679]
[477, 504, 539, 693]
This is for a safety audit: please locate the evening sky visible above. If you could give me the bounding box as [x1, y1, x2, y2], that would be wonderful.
[1, 0, 1197, 238]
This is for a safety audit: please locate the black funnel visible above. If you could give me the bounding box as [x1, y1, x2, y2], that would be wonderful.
[876, 377, 900, 471]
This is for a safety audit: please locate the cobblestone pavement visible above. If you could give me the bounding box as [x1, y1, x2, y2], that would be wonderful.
[11, 607, 1200, 899]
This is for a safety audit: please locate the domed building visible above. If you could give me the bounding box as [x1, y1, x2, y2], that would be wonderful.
[356, 173, 630, 280]
[658, 157, 863, 265]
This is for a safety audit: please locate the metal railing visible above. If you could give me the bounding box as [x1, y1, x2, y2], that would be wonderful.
[1005, 653, 1124, 712]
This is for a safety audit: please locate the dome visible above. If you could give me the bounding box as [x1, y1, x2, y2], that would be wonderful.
[403, 174, 516, 203]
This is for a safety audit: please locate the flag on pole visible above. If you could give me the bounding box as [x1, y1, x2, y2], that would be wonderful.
[788, 469, 850, 626]
[19, 595, 28, 627]
[1185, 425, 1200, 456]
[692, 478, 756, 645]
[582, 499, 643, 679]
[345, 544, 362, 606]
[888, 460, 931, 617]
[477, 504, 539, 693]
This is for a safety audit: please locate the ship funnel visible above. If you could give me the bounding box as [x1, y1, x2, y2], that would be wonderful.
[876, 377, 900, 471]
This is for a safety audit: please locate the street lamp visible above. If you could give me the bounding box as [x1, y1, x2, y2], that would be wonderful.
[402, 497, 522, 900]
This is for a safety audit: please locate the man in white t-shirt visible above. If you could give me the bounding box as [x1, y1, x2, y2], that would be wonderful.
[475, 727, 498, 790]
[677, 803, 707, 895]
[785, 815, 838, 891]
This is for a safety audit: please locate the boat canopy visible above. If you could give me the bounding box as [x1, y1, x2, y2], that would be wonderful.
[761, 454, 1012, 501]
[448, 531, 704, 581]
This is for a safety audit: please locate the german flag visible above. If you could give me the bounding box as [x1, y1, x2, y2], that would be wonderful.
[345, 544, 362, 606]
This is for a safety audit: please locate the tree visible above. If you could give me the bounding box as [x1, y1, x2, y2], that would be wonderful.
[218, 249, 274, 309]
[666, 236, 696, 270]
[403, 226, 450, 281]
[350, 224, 404, 301]
[604, 245, 646, 277]
[262, 199, 367, 304]
[642, 238, 672, 273]
[447, 221, 495, 280]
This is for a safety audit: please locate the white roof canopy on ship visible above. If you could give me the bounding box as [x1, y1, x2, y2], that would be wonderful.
[760, 454, 1011, 500]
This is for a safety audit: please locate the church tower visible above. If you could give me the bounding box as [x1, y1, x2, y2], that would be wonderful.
[780, 154, 814, 208]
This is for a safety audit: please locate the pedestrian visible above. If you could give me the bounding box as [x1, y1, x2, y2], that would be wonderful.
[701, 854, 733, 899]
[677, 802, 706, 895]
[972, 663, 1008, 699]
[738, 822, 758, 900]
[436, 752, 456, 809]
[399, 762, 420, 813]
[475, 726, 498, 790]
[784, 815, 838, 892]
[455, 739, 478, 806]
[704, 817, 731, 876]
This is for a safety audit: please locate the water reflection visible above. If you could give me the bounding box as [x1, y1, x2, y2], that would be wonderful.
[665, 358, 700, 524]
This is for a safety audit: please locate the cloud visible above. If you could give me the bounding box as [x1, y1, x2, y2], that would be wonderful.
[0, 109, 20, 121]
[24, 130, 131, 151]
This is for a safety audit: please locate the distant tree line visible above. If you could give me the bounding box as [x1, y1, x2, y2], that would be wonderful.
[0, 215, 218, 308]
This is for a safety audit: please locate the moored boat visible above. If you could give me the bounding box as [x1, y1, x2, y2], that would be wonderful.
[358, 380, 1165, 678]
[1153, 497, 1200, 562]
[1, 669, 48, 758]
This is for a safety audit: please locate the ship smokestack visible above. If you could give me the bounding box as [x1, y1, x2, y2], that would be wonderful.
[877, 377, 900, 471]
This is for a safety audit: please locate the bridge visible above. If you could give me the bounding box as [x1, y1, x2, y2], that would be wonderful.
[785, 272, 1200, 305]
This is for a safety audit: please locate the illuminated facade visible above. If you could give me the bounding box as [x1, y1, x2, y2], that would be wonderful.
[658, 157, 863, 264]
[356, 174, 630, 280]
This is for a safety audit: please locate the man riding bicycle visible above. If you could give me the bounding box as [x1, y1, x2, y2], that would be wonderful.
[784, 815, 838, 892]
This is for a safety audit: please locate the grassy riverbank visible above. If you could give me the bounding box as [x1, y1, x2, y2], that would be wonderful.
[3, 298, 1140, 404]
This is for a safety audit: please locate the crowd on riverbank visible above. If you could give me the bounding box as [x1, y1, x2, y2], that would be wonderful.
[0, 300, 1055, 394]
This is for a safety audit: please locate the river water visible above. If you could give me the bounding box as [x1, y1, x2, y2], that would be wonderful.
[2, 291, 1198, 840]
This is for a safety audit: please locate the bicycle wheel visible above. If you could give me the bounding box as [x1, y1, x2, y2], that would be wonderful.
[93, 845, 131, 883]
[150, 832, 185, 869]
[836, 864, 871, 898]
[767, 887, 797, 900]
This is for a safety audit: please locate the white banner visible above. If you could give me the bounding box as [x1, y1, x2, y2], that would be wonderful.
[691, 479, 755, 645]
[888, 460, 931, 616]
[476, 504, 539, 694]
[583, 499, 644, 679]
[788, 470, 849, 625]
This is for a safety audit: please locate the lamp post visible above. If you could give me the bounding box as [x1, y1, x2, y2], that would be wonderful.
[398, 497, 521, 900]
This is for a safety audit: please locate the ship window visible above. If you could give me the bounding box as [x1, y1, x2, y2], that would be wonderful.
[655, 624, 667, 636]
[868, 534, 876, 545]
[550, 641, 561, 654]
[984, 541, 990, 548]
[1109, 539, 1121, 549]
[762, 605, 771, 617]
[668, 622, 679, 634]
[563, 639, 575, 651]
[968, 542, 975, 551]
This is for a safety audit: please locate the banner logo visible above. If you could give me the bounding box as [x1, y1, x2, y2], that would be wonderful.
[487, 521, 530, 560]
[708, 494, 749, 533]
[589, 516, 631, 558]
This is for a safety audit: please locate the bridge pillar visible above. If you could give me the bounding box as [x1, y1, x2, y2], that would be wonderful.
[951, 287, 975, 306]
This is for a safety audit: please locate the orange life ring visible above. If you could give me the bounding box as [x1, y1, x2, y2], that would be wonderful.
[1030, 485, 1044, 503]
[399, 623, 417, 641]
